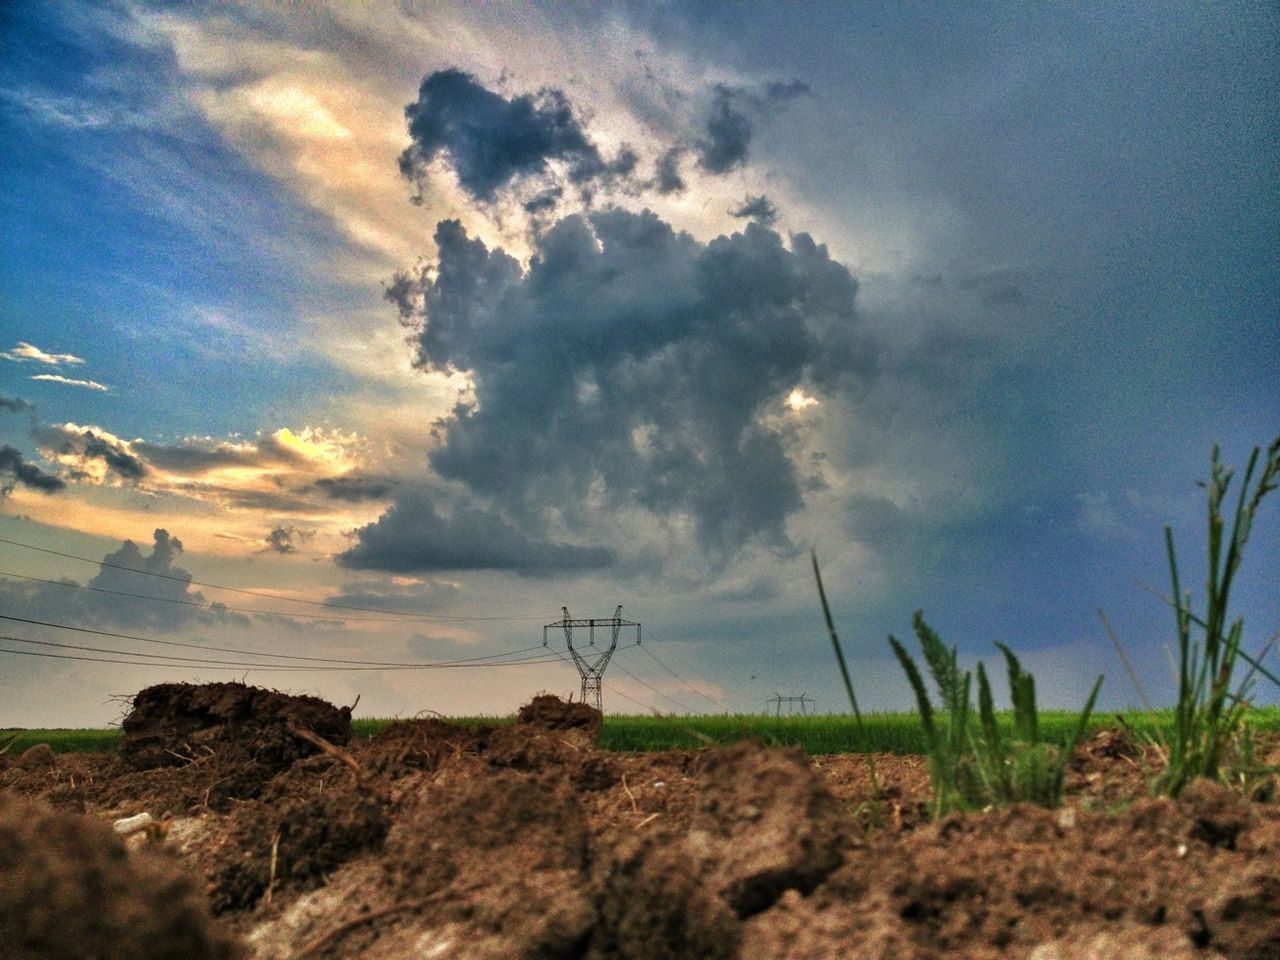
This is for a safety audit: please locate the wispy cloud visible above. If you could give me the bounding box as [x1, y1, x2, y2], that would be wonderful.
[29, 374, 109, 391]
[1, 341, 85, 365]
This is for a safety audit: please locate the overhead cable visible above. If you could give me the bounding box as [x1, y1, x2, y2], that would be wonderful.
[0, 615, 559, 669]
[0, 535, 550, 621]
[0, 569, 508, 624]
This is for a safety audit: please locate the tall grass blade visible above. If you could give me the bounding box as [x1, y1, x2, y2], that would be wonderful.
[1096, 608, 1154, 712]
[1156, 437, 1279, 796]
[812, 551, 883, 826]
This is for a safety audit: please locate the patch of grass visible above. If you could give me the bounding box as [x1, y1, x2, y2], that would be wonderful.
[889, 611, 1103, 816]
[11, 709, 1280, 756]
[1156, 437, 1280, 797]
[0, 728, 123, 755]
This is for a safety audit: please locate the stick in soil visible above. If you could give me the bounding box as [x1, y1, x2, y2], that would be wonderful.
[265, 828, 280, 906]
[295, 893, 449, 959]
[288, 722, 362, 777]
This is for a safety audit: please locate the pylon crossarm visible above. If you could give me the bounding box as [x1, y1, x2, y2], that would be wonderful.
[543, 604, 640, 714]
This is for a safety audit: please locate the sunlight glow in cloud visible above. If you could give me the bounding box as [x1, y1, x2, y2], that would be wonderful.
[2, 341, 85, 365]
[785, 388, 818, 411]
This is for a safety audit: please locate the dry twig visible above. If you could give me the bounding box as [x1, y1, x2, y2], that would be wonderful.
[288, 722, 362, 778]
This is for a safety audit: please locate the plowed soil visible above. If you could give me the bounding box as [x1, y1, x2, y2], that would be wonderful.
[3, 684, 1279, 960]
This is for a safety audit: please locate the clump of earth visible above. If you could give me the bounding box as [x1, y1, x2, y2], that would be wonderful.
[2, 681, 1278, 959]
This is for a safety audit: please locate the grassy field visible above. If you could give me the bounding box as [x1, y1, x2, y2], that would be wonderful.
[5, 706, 1280, 757]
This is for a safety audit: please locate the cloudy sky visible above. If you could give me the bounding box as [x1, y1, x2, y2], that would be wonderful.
[2, 2, 1276, 727]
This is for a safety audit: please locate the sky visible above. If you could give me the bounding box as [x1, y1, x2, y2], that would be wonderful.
[1, 1, 1276, 727]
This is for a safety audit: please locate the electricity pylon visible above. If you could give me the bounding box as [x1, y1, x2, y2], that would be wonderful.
[766, 693, 815, 716]
[544, 605, 640, 712]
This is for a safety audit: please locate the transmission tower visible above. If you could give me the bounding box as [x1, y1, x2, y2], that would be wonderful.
[544, 605, 640, 712]
[766, 693, 815, 716]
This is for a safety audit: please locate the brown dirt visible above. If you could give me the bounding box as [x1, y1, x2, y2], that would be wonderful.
[0, 792, 241, 960]
[3, 687, 1280, 960]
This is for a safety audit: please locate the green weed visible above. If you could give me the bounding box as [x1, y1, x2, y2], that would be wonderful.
[1156, 437, 1280, 797]
[890, 611, 1103, 816]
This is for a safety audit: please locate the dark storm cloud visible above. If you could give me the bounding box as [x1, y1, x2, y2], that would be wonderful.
[311, 475, 396, 502]
[653, 146, 685, 194]
[0, 529, 248, 630]
[79, 430, 147, 480]
[729, 194, 778, 226]
[379, 209, 873, 563]
[696, 84, 753, 174]
[398, 68, 637, 204]
[338, 487, 614, 574]
[263, 525, 310, 554]
[0, 395, 34, 414]
[761, 80, 812, 105]
[0, 445, 65, 495]
[694, 80, 810, 175]
[522, 186, 563, 215]
[133, 433, 309, 473]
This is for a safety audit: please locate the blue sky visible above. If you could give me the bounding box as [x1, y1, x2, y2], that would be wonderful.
[1, 2, 1276, 725]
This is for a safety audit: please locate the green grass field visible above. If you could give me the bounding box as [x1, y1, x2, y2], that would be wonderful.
[6, 706, 1280, 757]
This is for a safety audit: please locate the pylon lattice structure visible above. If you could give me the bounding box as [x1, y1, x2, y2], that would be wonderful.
[544, 605, 641, 712]
[767, 693, 815, 716]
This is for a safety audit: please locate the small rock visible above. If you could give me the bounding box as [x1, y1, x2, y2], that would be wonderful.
[113, 812, 156, 835]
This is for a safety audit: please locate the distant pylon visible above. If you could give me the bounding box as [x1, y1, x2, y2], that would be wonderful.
[766, 693, 814, 716]
[544, 605, 641, 712]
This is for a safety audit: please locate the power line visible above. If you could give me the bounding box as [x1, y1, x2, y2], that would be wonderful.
[610, 657, 699, 714]
[0, 535, 550, 621]
[0, 569, 504, 624]
[0, 642, 564, 673]
[0, 635, 566, 672]
[0, 645, 318, 671]
[0, 614, 558, 670]
[628, 641, 732, 712]
[602, 682, 664, 715]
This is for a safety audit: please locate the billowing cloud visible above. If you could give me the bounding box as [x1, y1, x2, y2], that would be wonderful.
[29, 374, 109, 391]
[378, 208, 873, 564]
[0, 341, 85, 365]
[729, 194, 778, 226]
[0, 529, 248, 631]
[338, 487, 614, 574]
[398, 68, 637, 204]
[0, 445, 66, 496]
[0, 396, 35, 414]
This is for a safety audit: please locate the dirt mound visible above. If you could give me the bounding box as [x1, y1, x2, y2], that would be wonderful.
[738, 785, 1280, 960]
[363, 717, 480, 778]
[0, 793, 241, 960]
[210, 789, 389, 914]
[516, 693, 603, 735]
[121, 682, 352, 772]
[108, 682, 353, 811]
[592, 742, 845, 959]
[16, 743, 57, 770]
[7, 696, 1280, 959]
